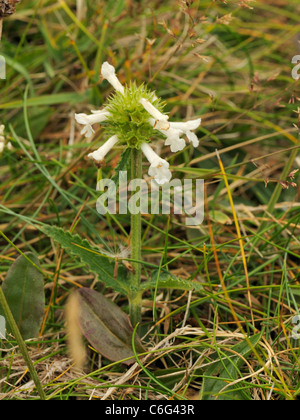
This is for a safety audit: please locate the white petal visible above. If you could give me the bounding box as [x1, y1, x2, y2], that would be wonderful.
[141, 143, 171, 185]
[162, 127, 184, 138]
[165, 136, 186, 153]
[91, 109, 110, 116]
[75, 113, 90, 125]
[148, 117, 170, 130]
[101, 61, 124, 94]
[186, 131, 199, 148]
[140, 98, 169, 121]
[101, 62, 116, 80]
[80, 125, 94, 138]
[158, 127, 186, 153]
[141, 142, 159, 164]
[75, 111, 109, 125]
[75, 110, 110, 138]
[88, 135, 119, 162]
[149, 159, 172, 185]
[169, 118, 201, 131]
[0, 142, 4, 153]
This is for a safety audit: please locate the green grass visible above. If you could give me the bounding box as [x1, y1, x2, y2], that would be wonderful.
[0, 0, 300, 400]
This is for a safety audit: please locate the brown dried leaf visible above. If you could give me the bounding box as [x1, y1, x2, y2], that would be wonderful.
[76, 288, 145, 365]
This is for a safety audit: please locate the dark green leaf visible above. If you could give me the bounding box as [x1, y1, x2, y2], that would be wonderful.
[111, 147, 131, 188]
[41, 225, 129, 295]
[0, 253, 45, 340]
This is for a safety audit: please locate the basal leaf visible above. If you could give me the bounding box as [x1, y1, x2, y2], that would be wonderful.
[41, 225, 129, 295]
[0, 253, 45, 340]
[76, 288, 145, 365]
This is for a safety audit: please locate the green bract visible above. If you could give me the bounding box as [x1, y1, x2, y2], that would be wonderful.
[104, 82, 166, 149]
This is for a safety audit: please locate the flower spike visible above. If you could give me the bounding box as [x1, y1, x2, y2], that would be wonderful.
[75, 60, 202, 183]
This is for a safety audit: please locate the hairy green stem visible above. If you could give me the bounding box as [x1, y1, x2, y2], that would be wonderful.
[129, 148, 142, 327]
[0, 287, 46, 400]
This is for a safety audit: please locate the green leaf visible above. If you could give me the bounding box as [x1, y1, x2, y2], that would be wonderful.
[111, 147, 131, 188]
[209, 210, 232, 225]
[200, 333, 262, 400]
[76, 288, 145, 365]
[142, 270, 203, 292]
[0, 253, 45, 340]
[41, 225, 129, 295]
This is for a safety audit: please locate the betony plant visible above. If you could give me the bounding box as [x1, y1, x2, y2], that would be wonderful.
[75, 61, 201, 326]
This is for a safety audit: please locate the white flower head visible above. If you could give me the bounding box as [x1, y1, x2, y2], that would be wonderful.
[141, 142, 171, 185]
[75, 60, 202, 182]
[101, 62, 125, 94]
[88, 135, 119, 162]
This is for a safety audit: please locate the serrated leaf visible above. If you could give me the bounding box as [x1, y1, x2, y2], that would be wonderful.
[200, 333, 262, 400]
[76, 288, 145, 365]
[111, 148, 131, 188]
[141, 270, 203, 292]
[41, 225, 129, 295]
[0, 253, 45, 340]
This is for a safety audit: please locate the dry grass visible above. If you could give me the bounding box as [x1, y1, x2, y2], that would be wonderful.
[0, 0, 299, 400]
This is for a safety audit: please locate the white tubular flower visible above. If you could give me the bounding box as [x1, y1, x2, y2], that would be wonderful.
[170, 118, 201, 148]
[88, 135, 119, 162]
[163, 128, 186, 152]
[148, 118, 185, 152]
[186, 130, 199, 148]
[75, 109, 110, 138]
[139, 98, 169, 124]
[142, 97, 201, 152]
[141, 142, 171, 185]
[101, 62, 125, 94]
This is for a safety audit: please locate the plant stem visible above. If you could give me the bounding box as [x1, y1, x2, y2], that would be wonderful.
[129, 148, 142, 327]
[0, 287, 46, 400]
